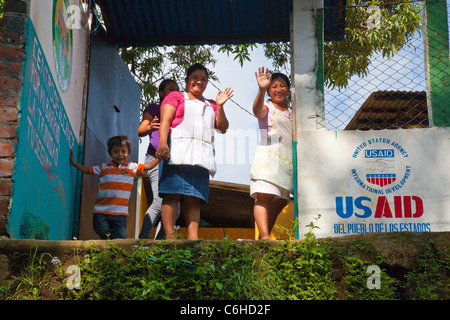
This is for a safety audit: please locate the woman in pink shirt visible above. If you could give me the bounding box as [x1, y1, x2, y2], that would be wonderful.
[156, 63, 233, 240]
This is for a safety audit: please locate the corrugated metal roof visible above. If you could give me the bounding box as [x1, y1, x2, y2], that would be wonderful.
[95, 0, 346, 47]
[345, 91, 429, 130]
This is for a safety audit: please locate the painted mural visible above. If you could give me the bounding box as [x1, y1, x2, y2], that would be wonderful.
[8, 19, 80, 240]
[52, 0, 72, 92]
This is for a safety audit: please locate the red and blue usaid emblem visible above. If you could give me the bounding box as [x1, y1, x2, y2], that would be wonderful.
[366, 173, 396, 187]
[351, 138, 411, 195]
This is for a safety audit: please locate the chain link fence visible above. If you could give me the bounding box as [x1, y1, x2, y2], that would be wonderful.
[324, 0, 450, 130]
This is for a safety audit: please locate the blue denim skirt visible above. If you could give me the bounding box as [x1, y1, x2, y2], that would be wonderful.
[158, 160, 210, 203]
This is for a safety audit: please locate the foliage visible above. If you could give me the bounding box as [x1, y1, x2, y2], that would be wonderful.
[404, 240, 450, 300]
[0, 245, 53, 300]
[257, 1, 422, 90]
[230, 1, 422, 90]
[56, 239, 279, 300]
[263, 42, 291, 74]
[62, 216, 337, 300]
[1, 226, 449, 300]
[120, 45, 219, 112]
[324, 0, 422, 89]
[218, 43, 258, 69]
[335, 250, 399, 300]
[269, 215, 337, 300]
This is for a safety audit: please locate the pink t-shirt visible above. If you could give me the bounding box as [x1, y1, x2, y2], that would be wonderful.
[161, 91, 217, 133]
[258, 102, 292, 137]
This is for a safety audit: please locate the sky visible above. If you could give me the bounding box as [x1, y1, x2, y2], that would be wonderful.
[138, 46, 274, 185]
[138, 5, 444, 185]
[138, 36, 426, 186]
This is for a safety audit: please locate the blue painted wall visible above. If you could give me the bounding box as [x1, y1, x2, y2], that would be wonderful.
[8, 19, 81, 240]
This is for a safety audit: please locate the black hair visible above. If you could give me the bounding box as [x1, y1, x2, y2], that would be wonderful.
[158, 79, 177, 92]
[185, 63, 209, 81]
[158, 79, 178, 102]
[107, 136, 131, 154]
[270, 73, 291, 90]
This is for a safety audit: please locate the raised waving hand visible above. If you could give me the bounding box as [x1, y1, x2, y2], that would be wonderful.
[255, 66, 272, 90]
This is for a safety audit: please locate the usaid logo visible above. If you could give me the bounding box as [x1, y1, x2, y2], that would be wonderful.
[351, 138, 411, 195]
[365, 149, 394, 158]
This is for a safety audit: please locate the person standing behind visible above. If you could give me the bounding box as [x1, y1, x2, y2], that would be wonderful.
[250, 67, 293, 240]
[138, 79, 179, 239]
[156, 63, 233, 240]
[70, 136, 160, 239]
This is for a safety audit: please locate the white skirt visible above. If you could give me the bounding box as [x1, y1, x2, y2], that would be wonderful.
[250, 179, 290, 202]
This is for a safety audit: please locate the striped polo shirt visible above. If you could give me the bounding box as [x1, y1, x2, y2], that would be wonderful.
[89, 161, 145, 216]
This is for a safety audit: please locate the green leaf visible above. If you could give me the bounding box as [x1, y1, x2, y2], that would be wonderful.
[215, 282, 223, 290]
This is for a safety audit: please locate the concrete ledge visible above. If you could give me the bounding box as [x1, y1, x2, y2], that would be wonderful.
[0, 232, 448, 258]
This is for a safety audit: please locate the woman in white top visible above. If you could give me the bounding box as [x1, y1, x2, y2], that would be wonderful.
[250, 67, 293, 239]
[156, 63, 233, 240]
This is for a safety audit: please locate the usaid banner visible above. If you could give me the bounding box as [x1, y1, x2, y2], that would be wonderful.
[297, 129, 449, 239]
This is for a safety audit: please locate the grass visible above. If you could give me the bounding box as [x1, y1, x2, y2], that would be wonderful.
[1, 218, 448, 300]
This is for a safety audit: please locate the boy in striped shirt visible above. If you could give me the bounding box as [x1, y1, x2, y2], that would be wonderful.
[70, 136, 159, 239]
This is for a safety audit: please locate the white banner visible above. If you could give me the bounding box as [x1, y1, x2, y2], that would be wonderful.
[297, 128, 450, 238]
